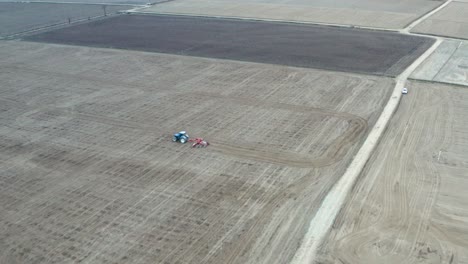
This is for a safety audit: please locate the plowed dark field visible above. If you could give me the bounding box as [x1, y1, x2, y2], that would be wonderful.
[25, 14, 434, 76]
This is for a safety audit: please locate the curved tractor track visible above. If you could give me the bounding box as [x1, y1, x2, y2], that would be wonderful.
[0, 41, 394, 264]
[210, 116, 366, 168]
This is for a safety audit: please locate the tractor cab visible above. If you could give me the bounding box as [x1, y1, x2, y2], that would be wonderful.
[173, 131, 189, 143]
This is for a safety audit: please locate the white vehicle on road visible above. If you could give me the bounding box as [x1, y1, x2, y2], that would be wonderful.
[402, 88, 408, 94]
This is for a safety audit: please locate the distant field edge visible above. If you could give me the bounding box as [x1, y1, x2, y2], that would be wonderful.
[408, 78, 468, 88]
[128, 10, 401, 32]
[0, 2, 127, 38]
[1, 14, 120, 40]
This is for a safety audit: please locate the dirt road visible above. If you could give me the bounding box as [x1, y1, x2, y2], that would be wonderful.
[316, 81, 468, 263]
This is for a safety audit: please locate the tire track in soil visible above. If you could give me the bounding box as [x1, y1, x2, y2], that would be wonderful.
[320, 83, 464, 264]
[190, 91, 368, 168]
[210, 116, 365, 168]
[5, 86, 368, 169]
[1, 42, 394, 263]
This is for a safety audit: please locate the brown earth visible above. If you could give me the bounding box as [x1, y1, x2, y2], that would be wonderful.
[0, 41, 393, 264]
[316, 81, 468, 264]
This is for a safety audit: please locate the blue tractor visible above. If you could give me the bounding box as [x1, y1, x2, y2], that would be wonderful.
[173, 131, 189, 144]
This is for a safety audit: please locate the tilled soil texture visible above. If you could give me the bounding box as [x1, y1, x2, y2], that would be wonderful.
[24, 14, 435, 76]
[0, 2, 126, 37]
[316, 81, 468, 263]
[0, 41, 393, 264]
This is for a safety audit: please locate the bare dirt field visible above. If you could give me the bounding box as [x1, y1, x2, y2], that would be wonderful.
[0, 40, 393, 264]
[139, 0, 443, 29]
[0, 2, 125, 37]
[411, 40, 468, 86]
[316, 81, 468, 263]
[411, 1, 468, 39]
[25, 14, 434, 76]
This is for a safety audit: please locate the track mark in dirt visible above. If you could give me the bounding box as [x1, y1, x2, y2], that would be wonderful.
[210, 116, 365, 168]
[189, 91, 367, 168]
[12, 89, 368, 168]
[0, 41, 394, 264]
[316, 81, 468, 263]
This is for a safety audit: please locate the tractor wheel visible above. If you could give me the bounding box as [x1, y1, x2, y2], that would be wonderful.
[172, 136, 177, 142]
[180, 138, 186, 144]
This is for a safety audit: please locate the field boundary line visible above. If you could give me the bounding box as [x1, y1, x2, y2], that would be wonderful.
[408, 77, 468, 89]
[128, 10, 467, 43]
[401, 0, 453, 33]
[1, 13, 119, 40]
[290, 37, 442, 264]
[432, 41, 463, 81]
[129, 11, 399, 32]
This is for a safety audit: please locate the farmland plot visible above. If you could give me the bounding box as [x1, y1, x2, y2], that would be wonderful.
[140, 0, 443, 29]
[411, 1, 468, 40]
[0, 41, 393, 263]
[316, 81, 468, 264]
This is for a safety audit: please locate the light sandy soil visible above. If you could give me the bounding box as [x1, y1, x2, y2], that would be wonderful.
[0, 41, 393, 264]
[316, 80, 468, 263]
[411, 1, 468, 39]
[411, 40, 468, 87]
[140, 0, 443, 29]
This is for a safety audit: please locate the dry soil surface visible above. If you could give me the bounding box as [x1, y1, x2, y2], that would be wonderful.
[411, 1, 468, 39]
[0, 2, 125, 37]
[0, 41, 393, 264]
[24, 14, 434, 76]
[411, 40, 468, 87]
[316, 81, 468, 263]
[140, 0, 443, 29]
